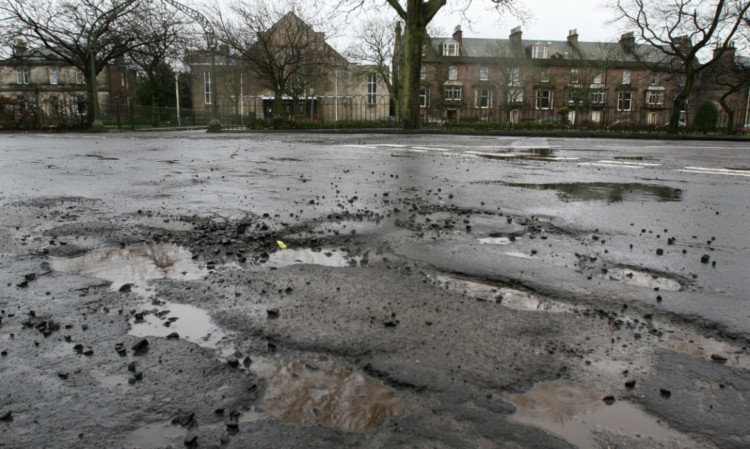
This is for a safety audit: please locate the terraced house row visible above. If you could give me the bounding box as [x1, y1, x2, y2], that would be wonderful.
[410, 25, 750, 128]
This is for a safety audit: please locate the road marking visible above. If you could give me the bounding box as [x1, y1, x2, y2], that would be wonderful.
[579, 162, 644, 168]
[678, 167, 750, 177]
[597, 160, 661, 167]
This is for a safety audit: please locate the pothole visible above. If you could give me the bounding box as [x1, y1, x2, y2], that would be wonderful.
[505, 380, 698, 449]
[655, 330, 749, 370]
[49, 244, 206, 290]
[125, 420, 184, 448]
[129, 302, 229, 350]
[251, 355, 404, 435]
[477, 236, 512, 245]
[608, 269, 682, 291]
[501, 182, 683, 203]
[265, 248, 360, 268]
[435, 275, 569, 312]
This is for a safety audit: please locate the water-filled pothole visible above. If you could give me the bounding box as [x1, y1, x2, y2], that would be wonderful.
[266, 248, 359, 268]
[49, 244, 206, 290]
[125, 420, 184, 448]
[436, 275, 569, 312]
[129, 302, 228, 349]
[252, 355, 404, 434]
[655, 330, 749, 369]
[608, 269, 681, 291]
[502, 182, 683, 203]
[505, 380, 696, 449]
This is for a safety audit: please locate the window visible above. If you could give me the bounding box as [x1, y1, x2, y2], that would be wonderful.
[590, 91, 606, 104]
[204, 71, 212, 104]
[651, 73, 659, 85]
[647, 112, 658, 125]
[419, 87, 429, 107]
[532, 45, 548, 59]
[617, 91, 632, 111]
[540, 70, 549, 83]
[510, 67, 519, 83]
[479, 66, 488, 81]
[121, 72, 127, 88]
[75, 69, 84, 84]
[535, 90, 553, 109]
[475, 89, 492, 108]
[49, 68, 58, 85]
[646, 90, 664, 105]
[16, 67, 30, 84]
[593, 73, 602, 84]
[507, 87, 523, 104]
[420, 66, 426, 80]
[590, 110, 602, 123]
[622, 71, 631, 85]
[444, 86, 462, 101]
[570, 69, 579, 84]
[448, 66, 458, 81]
[443, 43, 458, 56]
[509, 110, 520, 124]
[367, 73, 377, 105]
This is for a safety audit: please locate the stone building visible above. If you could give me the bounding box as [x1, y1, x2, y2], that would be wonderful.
[417, 26, 750, 129]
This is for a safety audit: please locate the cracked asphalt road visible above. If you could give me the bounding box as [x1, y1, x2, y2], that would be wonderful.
[1, 131, 749, 449]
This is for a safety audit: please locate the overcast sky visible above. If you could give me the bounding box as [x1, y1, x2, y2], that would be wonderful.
[431, 0, 621, 43]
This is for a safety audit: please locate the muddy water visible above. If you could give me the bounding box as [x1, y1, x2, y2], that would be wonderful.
[608, 269, 682, 291]
[129, 302, 228, 349]
[266, 248, 359, 268]
[436, 275, 569, 312]
[252, 355, 404, 434]
[503, 182, 683, 203]
[49, 244, 206, 289]
[656, 330, 750, 370]
[505, 381, 697, 449]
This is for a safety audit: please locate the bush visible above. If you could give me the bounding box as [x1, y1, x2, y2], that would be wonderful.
[693, 102, 719, 132]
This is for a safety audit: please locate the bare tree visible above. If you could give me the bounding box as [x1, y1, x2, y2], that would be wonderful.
[699, 46, 750, 132]
[615, 0, 750, 133]
[346, 16, 400, 119]
[213, 1, 341, 118]
[0, 0, 152, 128]
[342, 0, 521, 129]
[127, 1, 194, 126]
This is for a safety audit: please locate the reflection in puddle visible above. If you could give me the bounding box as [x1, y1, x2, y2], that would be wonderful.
[503, 182, 682, 203]
[608, 269, 681, 291]
[477, 237, 512, 245]
[506, 381, 695, 449]
[436, 276, 569, 312]
[49, 244, 206, 290]
[266, 248, 359, 268]
[125, 420, 184, 448]
[252, 355, 403, 434]
[129, 302, 228, 349]
[656, 330, 749, 369]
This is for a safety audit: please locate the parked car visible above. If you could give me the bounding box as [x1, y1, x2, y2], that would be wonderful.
[739, 123, 750, 132]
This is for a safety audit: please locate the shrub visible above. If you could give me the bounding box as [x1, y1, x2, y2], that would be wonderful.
[693, 102, 719, 132]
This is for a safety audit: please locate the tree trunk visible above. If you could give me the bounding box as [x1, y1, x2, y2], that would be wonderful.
[273, 89, 283, 118]
[151, 90, 159, 127]
[669, 67, 694, 133]
[400, 1, 426, 130]
[720, 97, 735, 134]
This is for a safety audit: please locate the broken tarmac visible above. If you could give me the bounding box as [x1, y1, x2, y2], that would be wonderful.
[1, 131, 749, 448]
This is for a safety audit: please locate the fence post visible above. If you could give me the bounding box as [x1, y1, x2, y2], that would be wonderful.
[115, 97, 121, 129]
[128, 101, 135, 129]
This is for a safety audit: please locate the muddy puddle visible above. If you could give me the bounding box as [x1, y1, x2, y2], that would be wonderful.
[252, 355, 404, 434]
[608, 269, 682, 291]
[129, 301, 228, 349]
[49, 244, 206, 290]
[266, 248, 360, 268]
[435, 275, 569, 312]
[125, 420, 184, 448]
[655, 330, 749, 370]
[505, 380, 697, 449]
[502, 182, 682, 203]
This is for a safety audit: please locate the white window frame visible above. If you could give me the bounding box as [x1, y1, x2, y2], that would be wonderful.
[593, 73, 602, 84]
[532, 45, 548, 59]
[540, 70, 549, 83]
[646, 91, 664, 106]
[570, 69, 579, 84]
[16, 67, 30, 84]
[204, 71, 212, 105]
[444, 86, 462, 101]
[475, 89, 492, 109]
[49, 67, 58, 85]
[651, 73, 660, 85]
[367, 73, 377, 105]
[590, 110, 602, 123]
[535, 89, 553, 110]
[622, 71, 631, 85]
[507, 87, 523, 104]
[443, 43, 458, 56]
[420, 65, 426, 80]
[590, 90, 606, 104]
[479, 66, 488, 81]
[617, 91, 632, 111]
[419, 87, 429, 107]
[510, 67, 519, 84]
[647, 111, 658, 125]
[448, 66, 458, 81]
[509, 109, 520, 124]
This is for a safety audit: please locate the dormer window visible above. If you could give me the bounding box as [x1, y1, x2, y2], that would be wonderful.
[531, 45, 548, 59]
[443, 43, 458, 56]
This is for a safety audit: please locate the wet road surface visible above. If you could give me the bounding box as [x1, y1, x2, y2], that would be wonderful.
[1, 131, 749, 448]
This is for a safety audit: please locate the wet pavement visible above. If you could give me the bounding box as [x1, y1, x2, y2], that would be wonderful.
[0, 131, 749, 448]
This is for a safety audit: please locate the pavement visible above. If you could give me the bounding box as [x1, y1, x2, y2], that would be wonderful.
[0, 131, 748, 449]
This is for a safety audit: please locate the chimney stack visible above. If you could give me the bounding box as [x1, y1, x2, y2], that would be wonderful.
[567, 29, 578, 47]
[620, 32, 635, 53]
[452, 25, 462, 44]
[510, 26, 522, 54]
